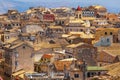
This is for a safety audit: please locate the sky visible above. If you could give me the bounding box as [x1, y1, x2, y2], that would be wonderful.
[0, 0, 120, 14]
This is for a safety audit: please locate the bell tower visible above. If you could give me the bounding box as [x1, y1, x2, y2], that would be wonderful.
[75, 6, 82, 19]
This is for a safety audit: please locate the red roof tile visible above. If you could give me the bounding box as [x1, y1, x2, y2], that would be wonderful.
[42, 54, 53, 59]
[77, 6, 82, 11]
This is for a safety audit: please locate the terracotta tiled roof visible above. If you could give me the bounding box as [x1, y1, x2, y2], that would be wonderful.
[42, 54, 53, 59]
[96, 28, 120, 31]
[48, 26, 63, 29]
[54, 60, 72, 71]
[66, 42, 91, 48]
[97, 51, 115, 63]
[103, 62, 120, 76]
[33, 41, 61, 51]
[98, 43, 120, 51]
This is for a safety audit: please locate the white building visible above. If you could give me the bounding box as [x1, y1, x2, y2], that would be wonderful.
[21, 25, 44, 33]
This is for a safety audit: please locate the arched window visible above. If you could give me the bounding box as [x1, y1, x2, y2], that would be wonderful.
[79, 14, 81, 18]
[110, 32, 113, 35]
[105, 32, 107, 35]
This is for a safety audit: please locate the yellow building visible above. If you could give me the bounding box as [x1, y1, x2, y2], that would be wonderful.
[95, 28, 119, 40]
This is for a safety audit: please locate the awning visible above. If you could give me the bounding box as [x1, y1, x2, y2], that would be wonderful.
[12, 70, 25, 76]
[18, 74, 24, 79]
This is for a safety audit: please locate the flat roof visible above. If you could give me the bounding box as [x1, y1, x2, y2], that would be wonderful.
[69, 32, 94, 38]
[67, 42, 85, 48]
[48, 26, 63, 29]
[59, 58, 77, 61]
[69, 19, 84, 23]
[62, 34, 70, 38]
